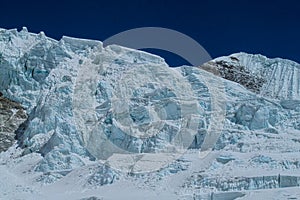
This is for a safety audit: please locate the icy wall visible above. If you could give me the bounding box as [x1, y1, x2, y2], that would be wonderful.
[0, 28, 299, 192]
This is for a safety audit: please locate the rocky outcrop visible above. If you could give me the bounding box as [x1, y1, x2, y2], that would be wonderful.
[201, 53, 300, 100]
[0, 96, 27, 152]
[201, 59, 266, 93]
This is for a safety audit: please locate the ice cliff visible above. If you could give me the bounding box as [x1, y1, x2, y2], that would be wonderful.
[0, 28, 299, 199]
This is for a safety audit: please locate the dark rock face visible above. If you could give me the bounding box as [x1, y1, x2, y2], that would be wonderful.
[201, 60, 266, 93]
[0, 96, 27, 152]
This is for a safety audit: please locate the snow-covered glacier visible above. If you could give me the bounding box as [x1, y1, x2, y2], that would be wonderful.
[0, 28, 300, 200]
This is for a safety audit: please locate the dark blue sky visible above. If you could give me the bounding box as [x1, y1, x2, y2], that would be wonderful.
[1, 0, 299, 66]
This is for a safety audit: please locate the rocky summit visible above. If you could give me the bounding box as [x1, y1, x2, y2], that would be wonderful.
[0, 28, 299, 200]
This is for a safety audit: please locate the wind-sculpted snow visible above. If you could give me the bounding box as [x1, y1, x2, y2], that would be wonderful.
[0, 28, 300, 199]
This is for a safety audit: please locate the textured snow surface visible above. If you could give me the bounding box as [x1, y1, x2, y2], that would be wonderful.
[0, 28, 300, 199]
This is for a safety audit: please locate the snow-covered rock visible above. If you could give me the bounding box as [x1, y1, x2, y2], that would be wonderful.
[0, 96, 27, 152]
[202, 53, 300, 100]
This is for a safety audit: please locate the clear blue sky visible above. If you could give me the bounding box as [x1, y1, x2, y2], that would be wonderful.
[1, 0, 299, 66]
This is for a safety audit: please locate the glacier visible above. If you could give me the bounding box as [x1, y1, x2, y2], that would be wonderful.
[0, 27, 300, 200]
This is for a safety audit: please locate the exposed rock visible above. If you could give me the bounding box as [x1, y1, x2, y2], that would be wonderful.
[201, 52, 300, 101]
[0, 96, 27, 152]
[201, 60, 266, 93]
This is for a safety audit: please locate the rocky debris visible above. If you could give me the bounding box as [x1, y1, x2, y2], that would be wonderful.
[0, 96, 27, 152]
[201, 60, 266, 93]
